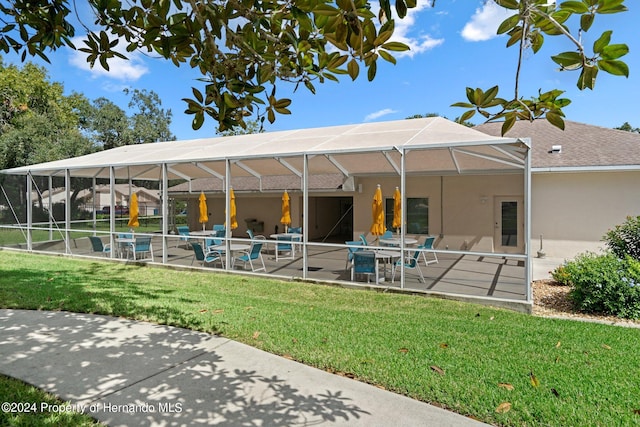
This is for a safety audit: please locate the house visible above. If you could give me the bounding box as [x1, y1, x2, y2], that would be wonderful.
[475, 120, 640, 259]
[35, 184, 161, 216]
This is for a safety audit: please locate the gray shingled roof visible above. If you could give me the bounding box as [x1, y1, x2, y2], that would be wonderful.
[474, 120, 640, 169]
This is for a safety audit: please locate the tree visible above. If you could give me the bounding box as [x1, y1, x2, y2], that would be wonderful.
[79, 89, 176, 149]
[125, 88, 176, 144]
[406, 113, 474, 127]
[453, 0, 629, 135]
[0, 60, 94, 170]
[217, 119, 265, 137]
[615, 122, 639, 133]
[0, 0, 630, 134]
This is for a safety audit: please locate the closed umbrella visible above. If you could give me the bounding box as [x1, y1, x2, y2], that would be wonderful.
[281, 190, 291, 232]
[229, 188, 238, 230]
[198, 192, 208, 230]
[370, 184, 386, 236]
[127, 192, 139, 228]
[392, 186, 401, 231]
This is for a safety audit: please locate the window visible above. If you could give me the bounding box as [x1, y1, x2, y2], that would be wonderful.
[385, 197, 428, 234]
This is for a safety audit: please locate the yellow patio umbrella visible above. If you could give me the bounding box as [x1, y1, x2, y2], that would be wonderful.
[392, 186, 402, 230]
[127, 192, 139, 228]
[229, 187, 238, 230]
[370, 184, 386, 236]
[280, 190, 291, 231]
[198, 191, 208, 230]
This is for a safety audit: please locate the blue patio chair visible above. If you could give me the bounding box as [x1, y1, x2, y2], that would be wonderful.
[275, 234, 295, 261]
[133, 236, 154, 261]
[213, 224, 225, 235]
[191, 242, 224, 268]
[391, 250, 425, 284]
[379, 230, 394, 246]
[117, 232, 134, 258]
[205, 236, 224, 251]
[345, 240, 363, 271]
[351, 251, 376, 283]
[418, 236, 438, 265]
[89, 236, 111, 256]
[287, 226, 302, 234]
[359, 233, 369, 247]
[176, 225, 191, 248]
[235, 241, 266, 272]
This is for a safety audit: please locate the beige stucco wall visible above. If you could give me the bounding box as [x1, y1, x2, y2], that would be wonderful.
[531, 171, 640, 259]
[353, 174, 524, 252]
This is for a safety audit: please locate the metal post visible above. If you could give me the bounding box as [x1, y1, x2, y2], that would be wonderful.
[162, 163, 169, 264]
[65, 169, 71, 254]
[523, 138, 532, 303]
[109, 166, 115, 258]
[302, 154, 309, 279]
[26, 173, 32, 251]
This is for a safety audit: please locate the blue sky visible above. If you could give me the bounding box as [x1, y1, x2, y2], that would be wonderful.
[4, 0, 639, 140]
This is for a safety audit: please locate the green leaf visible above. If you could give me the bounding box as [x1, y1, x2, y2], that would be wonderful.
[600, 43, 629, 60]
[592, 30, 612, 54]
[458, 110, 475, 123]
[497, 14, 520, 35]
[480, 85, 499, 106]
[560, 1, 589, 13]
[598, 59, 629, 77]
[580, 13, 594, 31]
[380, 41, 409, 52]
[494, 0, 519, 9]
[546, 112, 565, 130]
[367, 60, 377, 81]
[378, 49, 396, 65]
[192, 111, 204, 130]
[347, 59, 359, 80]
[395, 0, 407, 19]
[451, 102, 474, 108]
[577, 64, 598, 90]
[551, 51, 583, 70]
[501, 112, 516, 136]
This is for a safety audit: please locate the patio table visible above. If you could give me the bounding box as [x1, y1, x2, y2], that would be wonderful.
[374, 250, 400, 283]
[115, 237, 135, 259]
[379, 237, 418, 247]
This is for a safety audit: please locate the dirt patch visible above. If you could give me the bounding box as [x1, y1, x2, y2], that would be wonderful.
[532, 279, 640, 328]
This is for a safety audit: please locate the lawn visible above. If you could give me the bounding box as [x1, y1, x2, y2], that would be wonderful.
[1, 250, 639, 426]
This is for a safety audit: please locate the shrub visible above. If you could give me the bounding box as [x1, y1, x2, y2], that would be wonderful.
[604, 215, 640, 261]
[552, 252, 640, 319]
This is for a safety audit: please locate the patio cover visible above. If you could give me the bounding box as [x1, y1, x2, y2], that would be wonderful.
[0, 117, 529, 181]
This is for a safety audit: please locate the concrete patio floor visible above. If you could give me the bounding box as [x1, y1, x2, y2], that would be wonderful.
[17, 233, 561, 314]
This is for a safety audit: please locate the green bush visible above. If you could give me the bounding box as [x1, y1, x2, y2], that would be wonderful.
[604, 215, 640, 261]
[552, 252, 640, 319]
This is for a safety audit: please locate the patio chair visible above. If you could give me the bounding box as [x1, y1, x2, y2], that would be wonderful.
[191, 242, 224, 268]
[176, 225, 191, 248]
[359, 233, 369, 247]
[247, 229, 267, 252]
[287, 226, 302, 234]
[351, 251, 376, 283]
[213, 224, 225, 235]
[391, 250, 425, 284]
[418, 236, 438, 265]
[235, 241, 266, 272]
[133, 236, 154, 261]
[205, 236, 224, 252]
[345, 240, 363, 271]
[89, 236, 111, 256]
[275, 234, 295, 261]
[379, 230, 394, 246]
[117, 232, 134, 258]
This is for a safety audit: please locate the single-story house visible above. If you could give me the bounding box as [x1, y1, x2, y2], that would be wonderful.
[35, 184, 160, 216]
[475, 120, 640, 259]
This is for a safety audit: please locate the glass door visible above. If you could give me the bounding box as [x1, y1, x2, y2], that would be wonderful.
[494, 197, 523, 253]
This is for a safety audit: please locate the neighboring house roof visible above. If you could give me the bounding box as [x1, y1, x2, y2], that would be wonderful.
[474, 120, 640, 170]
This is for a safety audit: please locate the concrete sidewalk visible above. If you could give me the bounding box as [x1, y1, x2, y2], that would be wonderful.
[0, 309, 489, 426]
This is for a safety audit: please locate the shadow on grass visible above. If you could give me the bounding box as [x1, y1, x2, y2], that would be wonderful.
[0, 261, 213, 331]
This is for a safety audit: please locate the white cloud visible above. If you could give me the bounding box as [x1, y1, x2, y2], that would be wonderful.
[69, 36, 149, 82]
[461, 1, 513, 42]
[364, 108, 398, 121]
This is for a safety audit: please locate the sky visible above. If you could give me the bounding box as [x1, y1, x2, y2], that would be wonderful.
[4, 0, 639, 141]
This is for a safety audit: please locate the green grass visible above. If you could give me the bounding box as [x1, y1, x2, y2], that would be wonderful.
[1, 250, 640, 426]
[0, 374, 102, 426]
